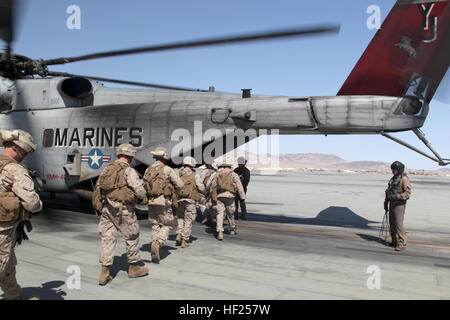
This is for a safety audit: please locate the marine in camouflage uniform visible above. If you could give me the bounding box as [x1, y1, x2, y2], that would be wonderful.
[97, 144, 148, 285]
[0, 130, 42, 300]
[199, 163, 216, 224]
[207, 159, 246, 241]
[384, 161, 411, 252]
[176, 157, 205, 248]
[144, 147, 183, 263]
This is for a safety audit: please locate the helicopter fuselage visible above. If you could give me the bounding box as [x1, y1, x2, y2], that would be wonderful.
[0, 76, 427, 193]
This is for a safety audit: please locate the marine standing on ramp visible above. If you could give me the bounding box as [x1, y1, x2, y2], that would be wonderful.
[0, 130, 42, 300]
[95, 144, 149, 286]
[384, 161, 411, 252]
[176, 156, 205, 248]
[208, 159, 246, 241]
[144, 147, 183, 263]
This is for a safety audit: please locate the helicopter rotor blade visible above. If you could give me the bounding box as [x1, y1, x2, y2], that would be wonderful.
[46, 71, 208, 92]
[42, 24, 340, 66]
[0, 0, 14, 54]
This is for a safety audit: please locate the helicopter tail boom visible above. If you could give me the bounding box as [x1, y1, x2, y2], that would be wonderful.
[338, 0, 450, 103]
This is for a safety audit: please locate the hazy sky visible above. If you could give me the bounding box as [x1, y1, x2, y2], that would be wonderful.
[7, 0, 450, 170]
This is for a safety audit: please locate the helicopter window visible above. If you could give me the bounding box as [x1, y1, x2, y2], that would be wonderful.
[399, 73, 429, 116]
[211, 108, 231, 123]
[42, 129, 54, 148]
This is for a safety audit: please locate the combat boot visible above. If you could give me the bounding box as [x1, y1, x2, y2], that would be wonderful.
[99, 266, 112, 286]
[230, 228, 236, 236]
[151, 241, 161, 263]
[217, 231, 223, 241]
[181, 239, 190, 248]
[128, 263, 149, 278]
[395, 243, 406, 252]
[175, 233, 182, 246]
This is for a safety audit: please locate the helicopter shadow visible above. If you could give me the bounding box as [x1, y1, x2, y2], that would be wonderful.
[237, 206, 379, 229]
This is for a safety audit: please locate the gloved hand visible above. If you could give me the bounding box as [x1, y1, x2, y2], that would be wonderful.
[139, 196, 148, 206]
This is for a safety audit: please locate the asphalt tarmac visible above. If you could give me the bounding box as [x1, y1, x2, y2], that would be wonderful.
[3, 172, 450, 300]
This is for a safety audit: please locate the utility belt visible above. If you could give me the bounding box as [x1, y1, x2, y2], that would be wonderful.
[390, 199, 406, 207]
[217, 189, 236, 196]
[102, 186, 136, 205]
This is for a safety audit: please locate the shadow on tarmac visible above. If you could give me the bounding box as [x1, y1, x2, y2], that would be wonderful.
[140, 243, 177, 263]
[20, 280, 67, 300]
[241, 206, 378, 229]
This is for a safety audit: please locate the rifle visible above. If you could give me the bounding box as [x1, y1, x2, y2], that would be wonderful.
[16, 219, 32, 246]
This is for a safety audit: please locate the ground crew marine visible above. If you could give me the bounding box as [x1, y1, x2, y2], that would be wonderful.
[234, 156, 250, 220]
[176, 157, 205, 248]
[0, 130, 42, 300]
[384, 161, 411, 252]
[208, 159, 246, 241]
[144, 147, 183, 263]
[96, 144, 148, 285]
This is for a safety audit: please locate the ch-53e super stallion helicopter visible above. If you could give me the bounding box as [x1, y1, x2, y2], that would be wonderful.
[0, 0, 449, 199]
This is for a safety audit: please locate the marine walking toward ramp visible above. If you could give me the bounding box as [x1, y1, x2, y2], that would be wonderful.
[208, 159, 246, 241]
[176, 157, 205, 248]
[384, 161, 411, 252]
[93, 143, 149, 286]
[144, 147, 183, 263]
[0, 130, 42, 300]
[199, 163, 217, 225]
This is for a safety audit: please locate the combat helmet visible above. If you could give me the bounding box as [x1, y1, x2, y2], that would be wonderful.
[218, 158, 233, 168]
[237, 156, 247, 165]
[390, 161, 405, 175]
[116, 144, 136, 157]
[151, 147, 169, 160]
[10, 129, 36, 153]
[182, 156, 196, 168]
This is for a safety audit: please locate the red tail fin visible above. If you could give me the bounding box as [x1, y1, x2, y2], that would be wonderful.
[338, 0, 450, 103]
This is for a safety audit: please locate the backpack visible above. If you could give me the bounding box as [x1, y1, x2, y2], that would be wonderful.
[0, 156, 22, 221]
[217, 171, 236, 194]
[179, 172, 202, 201]
[95, 161, 136, 205]
[143, 164, 171, 197]
[203, 169, 214, 186]
[92, 183, 104, 212]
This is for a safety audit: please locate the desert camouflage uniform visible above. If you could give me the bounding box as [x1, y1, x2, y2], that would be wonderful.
[176, 167, 205, 241]
[0, 158, 42, 300]
[198, 168, 215, 215]
[208, 168, 246, 233]
[386, 173, 411, 249]
[146, 160, 184, 246]
[98, 160, 146, 266]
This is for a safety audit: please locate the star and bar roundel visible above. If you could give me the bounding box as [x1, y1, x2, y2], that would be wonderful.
[81, 148, 111, 170]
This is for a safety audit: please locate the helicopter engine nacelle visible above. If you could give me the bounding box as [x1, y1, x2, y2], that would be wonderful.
[58, 77, 94, 106]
